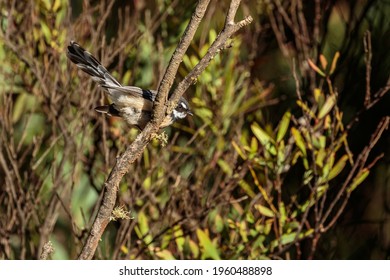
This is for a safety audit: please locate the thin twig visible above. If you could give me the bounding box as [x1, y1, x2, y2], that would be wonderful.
[363, 31, 372, 106]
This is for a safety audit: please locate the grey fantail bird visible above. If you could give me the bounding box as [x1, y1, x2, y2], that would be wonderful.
[67, 41, 192, 129]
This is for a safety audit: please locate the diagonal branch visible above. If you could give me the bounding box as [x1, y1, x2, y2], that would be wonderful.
[78, 0, 251, 260]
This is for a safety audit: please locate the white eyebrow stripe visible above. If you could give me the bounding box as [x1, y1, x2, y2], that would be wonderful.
[173, 110, 187, 119]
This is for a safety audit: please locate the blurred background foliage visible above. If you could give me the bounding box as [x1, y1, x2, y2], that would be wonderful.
[0, 0, 389, 259]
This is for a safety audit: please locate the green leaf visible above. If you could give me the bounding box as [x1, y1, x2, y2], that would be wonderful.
[156, 249, 176, 260]
[316, 184, 328, 197]
[318, 95, 336, 119]
[279, 202, 287, 228]
[199, 44, 209, 57]
[280, 232, 296, 245]
[137, 212, 149, 235]
[40, 20, 52, 43]
[329, 51, 340, 75]
[303, 170, 313, 185]
[276, 111, 291, 142]
[173, 225, 185, 252]
[251, 123, 274, 145]
[328, 154, 348, 180]
[183, 55, 192, 69]
[238, 179, 256, 198]
[53, 0, 62, 12]
[296, 100, 316, 119]
[188, 239, 199, 258]
[161, 229, 172, 249]
[313, 88, 323, 104]
[251, 123, 276, 155]
[250, 137, 258, 154]
[122, 70, 132, 85]
[246, 211, 255, 224]
[190, 55, 199, 68]
[195, 107, 213, 121]
[142, 176, 151, 190]
[239, 221, 248, 242]
[255, 204, 275, 217]
[232, 140, 247, 160]
[315, 149, 326, 168]
[40, 0, 51, 10]
[217, 159, 232, 176]
[214, 214, 224, 233]
[291, 127, 306, 156]
[276, 139, 286, 171]
[196, 229, 220, 260]
[314, 135, 327, 149]
[135, 212, 152, 244]
[209, 29, 217, 45]
[347, 169, 370, 193]
[12, 93, 38, 123]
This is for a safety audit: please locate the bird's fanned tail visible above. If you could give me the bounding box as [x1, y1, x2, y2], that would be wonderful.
[67, 41, 121, 88]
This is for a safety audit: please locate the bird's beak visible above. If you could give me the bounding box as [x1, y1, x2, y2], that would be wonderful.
[188, 110, 193, 116]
